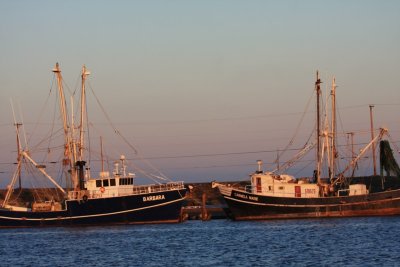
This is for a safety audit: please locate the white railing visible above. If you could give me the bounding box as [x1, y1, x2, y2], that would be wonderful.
[68, 181, 185, 200]
[131, 182, 185, 195]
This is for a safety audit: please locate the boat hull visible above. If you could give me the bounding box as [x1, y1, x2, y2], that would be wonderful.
[0, 189, 186, 228]
[221, 187, 400, 220]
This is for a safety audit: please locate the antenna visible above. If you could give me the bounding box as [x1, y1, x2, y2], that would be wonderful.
[100, 136, 104, 173]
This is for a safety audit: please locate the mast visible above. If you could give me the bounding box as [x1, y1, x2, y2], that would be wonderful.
[369, 105, 377, 176]
[15, 123, 22, 190]
[100, 136, 105, 173]
[52, 63, 78, 190]
[79, 65, 90, 161]
[11, 101, 23, 190]
[70, 96, 78, 165]
[75, 65, 90, 191]
[315, 71, 322, 184]
[52, 63, 70, 161]
[2, 108, 23, 207]
[330, 77, 337, 180]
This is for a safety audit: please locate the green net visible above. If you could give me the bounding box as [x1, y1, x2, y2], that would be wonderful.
[380, 140, 400, 177]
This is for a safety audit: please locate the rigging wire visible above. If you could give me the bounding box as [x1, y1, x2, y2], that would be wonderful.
[86, 81, 138, 154]
[84, 81, 92, 168]
[336, 97, 347, 173]
[293, 159, 315, 177]
[15, 101, 29, 151]
[86, 81, 172, 182]
[85, 126, 168, 184]
[27, 76, 55, 148]
[41, 88, 60, 164]
[3, 73, 399, 185]
[1, 139, 399, 167]
[275, 87, 315, 162]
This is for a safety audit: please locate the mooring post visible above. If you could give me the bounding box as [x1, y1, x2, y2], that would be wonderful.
[202, 192, 208, 221]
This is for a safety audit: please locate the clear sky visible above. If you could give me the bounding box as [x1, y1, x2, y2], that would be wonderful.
[0, 0, 399, 187]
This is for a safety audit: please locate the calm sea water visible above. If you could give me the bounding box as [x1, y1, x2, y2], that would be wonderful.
[1, 217, 400, 267]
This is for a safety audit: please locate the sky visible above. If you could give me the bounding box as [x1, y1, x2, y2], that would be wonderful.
[0, 0, 400, 187]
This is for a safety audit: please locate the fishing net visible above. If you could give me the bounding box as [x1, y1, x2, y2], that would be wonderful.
[380, 140, 400, 177]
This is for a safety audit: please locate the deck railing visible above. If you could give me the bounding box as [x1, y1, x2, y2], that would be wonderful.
[131, 182, 185, 195]
[68, 181, 185, 200]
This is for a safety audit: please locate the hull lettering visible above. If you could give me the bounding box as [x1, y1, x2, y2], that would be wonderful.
[143, 195, 166, 202]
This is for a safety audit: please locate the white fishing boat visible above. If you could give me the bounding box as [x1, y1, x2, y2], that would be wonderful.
[213, 72, 400, 220]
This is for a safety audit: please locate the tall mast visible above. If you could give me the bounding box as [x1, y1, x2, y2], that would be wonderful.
[70, 96, 78, 165]
[52, 63, 70, 161]
[11, 100, 23, 190]
[369, 105, 377, 176]
[330, 77, 337, 180]
[79, 65, 90, 161]
[73, 65, 91, 192]
[15, 122, 22, 190]
[52, 63, 78, 190]
[315, 71, 322, 184]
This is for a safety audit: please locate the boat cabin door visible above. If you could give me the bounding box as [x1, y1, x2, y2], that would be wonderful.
[256, 177, 262, 193]
[295, 186, 301, 197]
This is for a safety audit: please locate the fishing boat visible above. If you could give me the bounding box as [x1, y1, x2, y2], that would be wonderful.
[0, 63, 186, 228]
[213, 72, 400, 220]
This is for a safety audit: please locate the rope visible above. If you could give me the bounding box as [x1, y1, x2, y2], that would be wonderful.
[87, 82, 138, 154]
[26, 78, 54, 148]
[86, 82, 172, 182]
[275, 88, 315, 162]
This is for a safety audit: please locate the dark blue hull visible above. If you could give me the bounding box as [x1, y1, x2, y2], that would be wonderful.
[223, 188, 400, 220]
[0, 189, 186, 228]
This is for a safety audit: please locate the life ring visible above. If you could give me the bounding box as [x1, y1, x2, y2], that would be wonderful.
[82, 195, 88, 202]
[100, 187, 105, 193]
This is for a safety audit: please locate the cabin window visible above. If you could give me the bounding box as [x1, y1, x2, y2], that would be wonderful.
[96, 180, 102, 188]
[110, 179, 116, 186]
[118, 178, 134, 185]
[279, 186, 284, 190]
[268, 186, 272, 191]
[103, 179, 109, 187]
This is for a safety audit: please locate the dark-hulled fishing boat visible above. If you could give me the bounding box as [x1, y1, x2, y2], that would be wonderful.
[0, 63, 186, 228]
[213, 72, 400, 220]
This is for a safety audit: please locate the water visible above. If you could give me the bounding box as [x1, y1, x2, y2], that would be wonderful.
[1, 217, 400, 267]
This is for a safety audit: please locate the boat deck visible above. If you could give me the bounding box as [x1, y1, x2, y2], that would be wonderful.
[67, 181, 185, 200]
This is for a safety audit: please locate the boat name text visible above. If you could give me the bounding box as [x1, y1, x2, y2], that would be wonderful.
[143, 195, 166, 202]
[234, 192, 258, 201]
[305, 189, 316, 195]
